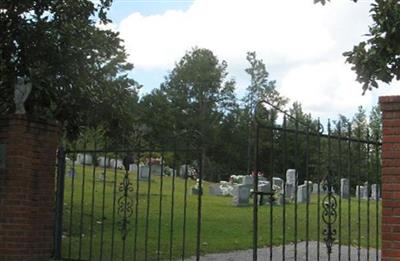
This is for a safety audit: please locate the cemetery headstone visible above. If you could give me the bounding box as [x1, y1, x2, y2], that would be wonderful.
[297, 184, 310, 203]
[209, 184, 223, 196]
[340, 178, 350, 199]
[233, 184, 251, 206]
[242, 175, 254, 186]
[303, 180, 313, 193]
[285, 169, 297, 200]
[356, 185, 364, 199]
[312, 183, 319, 194]
[371, 184, 380, 200]
[258, 182, 272, 205]
[363, 182, 369, 199]
[272, 177, 284, 190]
[139, 166, 150, 181]
[76, 153, 93, 165]
[110, 159, 124, 169]
[97, 156, 109, 168]
[286, 169, 297, 185]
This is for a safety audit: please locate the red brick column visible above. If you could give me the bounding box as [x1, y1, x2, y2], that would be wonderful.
[0, 115, 59, 261]
[380, 96, 400, 260]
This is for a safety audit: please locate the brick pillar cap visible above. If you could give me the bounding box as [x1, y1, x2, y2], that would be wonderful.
[379, 95, 400, 104]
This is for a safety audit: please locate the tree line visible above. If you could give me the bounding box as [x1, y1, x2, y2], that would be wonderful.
[75, 47, 382, 184]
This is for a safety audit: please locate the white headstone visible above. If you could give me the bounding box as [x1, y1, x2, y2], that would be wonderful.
[297, 184, 309, 203]
[76, 153, 92, 165]
[285, 183, 295, 201]
[139, 166, 150, 180]
[286, 169, 297, 185]
[363, 182, 369, 199]
[356, 185, 364, 199]
[272, 177, 284, 190]
[312, 183, 319, 194]
[258, 182, 272, 205]
[242, 175, 254, 186]
[109, 159, 124, 169]
[97, 156, 109, 168]
[209, 184, 223, 196]
[233, 184, 251, 206]
[150, 164, 162, 176]
[340, 178, 350, 199]
[371, 184, 380, 200]
[303, 180, 313, 193]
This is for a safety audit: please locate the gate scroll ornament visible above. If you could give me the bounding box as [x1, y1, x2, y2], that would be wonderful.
[322, 171, 337, 254]
[117, 155, 135, 240]
[255, 99, 338, 256]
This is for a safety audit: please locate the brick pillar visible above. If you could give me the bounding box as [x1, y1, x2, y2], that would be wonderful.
[380, 96, 400, 260]
[0, 115, 59, 261]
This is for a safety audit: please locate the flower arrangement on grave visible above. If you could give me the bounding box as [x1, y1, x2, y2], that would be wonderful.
[271, 184, 282, 203]
[191, 179, 202, 195]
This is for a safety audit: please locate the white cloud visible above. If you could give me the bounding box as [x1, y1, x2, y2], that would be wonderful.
[280, 58, 369, 119]
[117, 0, 399, 117]
[119, 0, 338, 69]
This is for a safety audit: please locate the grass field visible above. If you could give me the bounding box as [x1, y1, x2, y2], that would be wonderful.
[60, 163, 381, 261]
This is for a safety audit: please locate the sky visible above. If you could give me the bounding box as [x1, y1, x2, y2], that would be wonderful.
[106, 0, 399, 121]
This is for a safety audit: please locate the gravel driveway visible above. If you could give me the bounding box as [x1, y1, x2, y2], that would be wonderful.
[181, 242, 381, 260]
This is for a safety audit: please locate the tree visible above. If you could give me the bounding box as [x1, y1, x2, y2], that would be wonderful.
[316, 0, 400, 93]
[244, 51, 287, 116]
[0, 1, 140, 140]
[244, 51, 287, 173]
[161, 48, 235, 143]
[161, 47, 236, 180]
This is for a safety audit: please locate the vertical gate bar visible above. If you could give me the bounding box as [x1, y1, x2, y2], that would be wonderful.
[169, 147, 178, 261]
[269, 127, 274, 261]
[366, 130, 371, 260]
[145, 152, 153, 261]
[89, 142, 97, 260]
[157, 150, 165, 261]
[78, 143, 87, 259]
[67, 150, 76, 259]
[196, 150, 203, 261]
[317, 119, 321, 261]
[110, 152, 119, 261]
[294, 115, 299, 261]
[305, 125, 310, 261]
[375, 138, 380, 261]
[121, 161, 128, 261]
[133, 151, 141, 261]
[327, 120, 332, 261]
[54, 147, 66, 259]
[357, 128, 361, 261]
[182, 153, 189, 261]
[338, 122, 342, 261]
[253, 124, 260, 261]
[347, 125, 352, 261]
[99, 141, 108, 261]
[282, 115, 287, 261]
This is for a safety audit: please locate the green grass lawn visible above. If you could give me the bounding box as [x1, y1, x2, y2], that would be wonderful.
[60, 163, 381, 261]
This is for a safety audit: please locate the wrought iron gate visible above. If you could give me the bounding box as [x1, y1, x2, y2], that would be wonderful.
[54, 145, 203, 261]
[53, 103, 381, 261]
[250, 100, 381, 260]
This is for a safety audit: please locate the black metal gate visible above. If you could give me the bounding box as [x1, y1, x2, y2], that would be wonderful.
[53, 102, 381, 261]
[250, 100, 381, 260]
[54, 145, 204, 261]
